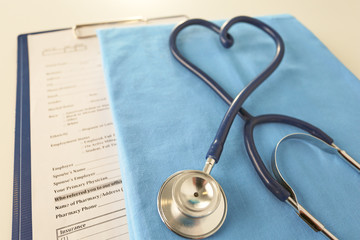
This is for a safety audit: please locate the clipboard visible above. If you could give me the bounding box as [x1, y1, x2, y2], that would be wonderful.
[12, 15, 188, 240]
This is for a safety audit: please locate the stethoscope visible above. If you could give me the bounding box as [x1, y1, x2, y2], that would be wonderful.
[157, 16, 360, 239]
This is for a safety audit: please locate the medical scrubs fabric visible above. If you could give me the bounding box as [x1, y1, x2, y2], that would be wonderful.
[97, 15, 360, 239]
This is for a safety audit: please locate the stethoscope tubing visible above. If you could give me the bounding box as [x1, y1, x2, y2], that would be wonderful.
[206, 16, 285, 163]
[169, 17, 334, 201]
[244, 114, 333, 201]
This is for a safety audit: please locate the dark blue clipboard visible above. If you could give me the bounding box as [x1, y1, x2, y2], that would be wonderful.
[12, 28, 69, 240]
[11, 16, 185, 239]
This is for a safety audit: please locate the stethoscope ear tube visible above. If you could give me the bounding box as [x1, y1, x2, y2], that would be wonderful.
[270, 133, 354, 240]
[243, 114, 335, 201]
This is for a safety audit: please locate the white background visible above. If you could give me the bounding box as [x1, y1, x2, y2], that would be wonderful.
[1, 0, 359, 239]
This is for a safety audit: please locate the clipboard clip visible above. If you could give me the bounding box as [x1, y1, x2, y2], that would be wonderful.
[73, 15, 189, 39]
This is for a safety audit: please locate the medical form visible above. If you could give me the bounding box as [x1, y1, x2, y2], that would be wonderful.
[28, 29, 129, 240]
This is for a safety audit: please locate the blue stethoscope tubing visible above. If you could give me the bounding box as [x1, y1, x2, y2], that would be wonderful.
[169, 16, 334, 202]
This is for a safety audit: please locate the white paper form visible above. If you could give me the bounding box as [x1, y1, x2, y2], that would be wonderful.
[28, 29, 129, 240]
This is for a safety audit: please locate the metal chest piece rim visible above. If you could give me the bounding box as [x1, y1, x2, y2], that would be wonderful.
[157, 168, 227, 239]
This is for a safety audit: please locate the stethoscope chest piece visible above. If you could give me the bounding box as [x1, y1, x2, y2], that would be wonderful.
[157, 170, 227, 239]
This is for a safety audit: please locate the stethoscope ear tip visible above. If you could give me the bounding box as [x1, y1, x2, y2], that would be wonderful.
[157, 170, 227, 239]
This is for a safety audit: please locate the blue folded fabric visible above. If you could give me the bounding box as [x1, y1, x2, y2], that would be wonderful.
[97, 15, 360, 239]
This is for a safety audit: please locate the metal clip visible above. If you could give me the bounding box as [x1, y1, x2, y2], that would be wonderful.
[73, 15, 189, 39]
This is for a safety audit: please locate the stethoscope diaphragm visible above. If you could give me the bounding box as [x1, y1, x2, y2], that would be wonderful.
[157, 170, 227, 239]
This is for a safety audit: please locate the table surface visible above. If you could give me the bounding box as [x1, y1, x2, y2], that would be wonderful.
[1, 0, 359, 239]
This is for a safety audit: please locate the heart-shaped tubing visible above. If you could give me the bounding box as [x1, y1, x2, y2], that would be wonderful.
[207, 16, 285, 161]
[169, 18, 253, 120]
[171, 16, 286, 161]
[169, 16, 333, 201]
